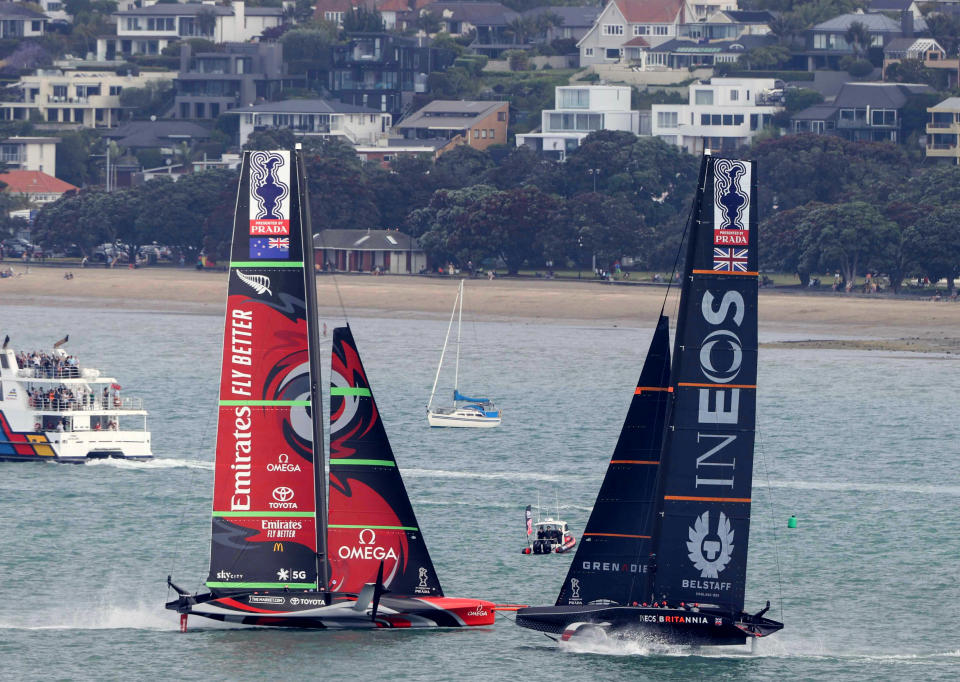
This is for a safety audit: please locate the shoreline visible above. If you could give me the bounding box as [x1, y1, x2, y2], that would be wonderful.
[2, 266, 959, 353]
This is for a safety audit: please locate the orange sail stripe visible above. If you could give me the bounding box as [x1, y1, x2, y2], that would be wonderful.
[583, 533, 651, 539]
[635, 386, 673, 394]
[664, 495, 751, 503]
[677, 382, 756, 389]
[691, 269, 759, 276]
[609, 460, 658, 465]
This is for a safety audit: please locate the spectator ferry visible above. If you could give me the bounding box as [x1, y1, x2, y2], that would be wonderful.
[0, 336, 151, 462]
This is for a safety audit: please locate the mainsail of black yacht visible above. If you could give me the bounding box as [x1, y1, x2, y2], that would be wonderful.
[516, 154, 783, 646]
[166, 148, 495, 629]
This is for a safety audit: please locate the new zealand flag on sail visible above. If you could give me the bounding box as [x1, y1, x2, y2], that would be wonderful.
[249, 237, 290, 259]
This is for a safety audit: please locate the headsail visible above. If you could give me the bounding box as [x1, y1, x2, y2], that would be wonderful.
[651, 156, 758, 613]
[328, 326, 443, 597]
[207, 150, 320, 592]
[555, 315, 671, 607]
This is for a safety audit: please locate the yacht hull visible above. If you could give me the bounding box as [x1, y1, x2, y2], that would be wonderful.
[167, 590, 496, 629]
[427, 409, 501, 428]
[516, 604, 783, 646]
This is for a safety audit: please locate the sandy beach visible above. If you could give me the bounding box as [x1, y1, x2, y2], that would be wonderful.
[2, 265, 959, 352]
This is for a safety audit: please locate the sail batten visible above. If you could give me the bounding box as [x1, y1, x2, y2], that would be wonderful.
[206, 150, 321, 592]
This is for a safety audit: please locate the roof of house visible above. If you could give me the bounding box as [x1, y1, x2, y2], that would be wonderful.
[721, 10, 775, 23]
[427, 2, 518, 24]
[649, 34, 775, 53]
[397, 99, 507, 129]
[522, 5, 601, 26]
[791, 103, 840, 120]
[229, 98, 383, 115]
[315, 229, 422, 251]
[246, 6, 283, 16]
[833, 81, 932, 107]
[929, 96, 960, 111]
[613, 0, 687, 24]
[811, 12, 902, 32]
[0, 171, 76, 194]
[868, 0, 915, 11]
[623, 36, 651, 47]
[0, 2, 47, 19]
[114, 3, 234, 15]
[883, 37, 943, 55]
[100, 121, 212, 148]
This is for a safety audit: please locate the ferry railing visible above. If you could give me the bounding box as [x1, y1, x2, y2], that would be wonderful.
[15, 366, 100, 380]
[26, 396, 144, 412]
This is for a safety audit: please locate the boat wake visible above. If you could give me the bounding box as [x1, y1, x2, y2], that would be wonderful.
[766, 479, 960, 497]
[85, 457, 213, 471]
[0, 599, 177, 631]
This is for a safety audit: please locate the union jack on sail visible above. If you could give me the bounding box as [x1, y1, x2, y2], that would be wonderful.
[713, 247, 749, 272]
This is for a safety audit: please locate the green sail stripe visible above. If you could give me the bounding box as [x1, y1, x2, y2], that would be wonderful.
[329, 459, 396, 467]
[329, 524, 418, 531]
[206, 581, 318, 589]
[219, 400, 311, 406]
[231, 261, 304, 268]
[330, 387, 372, 396]
[213, 511, 316, 518]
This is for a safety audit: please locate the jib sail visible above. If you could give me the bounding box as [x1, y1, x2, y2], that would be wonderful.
[207, 150, 320, 591]
[651, 156, 758, 613]
[327, 326, 443, 597]
[555, 315, 671, 607]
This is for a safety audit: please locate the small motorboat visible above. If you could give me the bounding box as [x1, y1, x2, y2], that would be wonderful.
[521, 503, 576, 555]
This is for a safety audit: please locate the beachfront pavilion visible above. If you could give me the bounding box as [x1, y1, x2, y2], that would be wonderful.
[314, 229, 426, 274]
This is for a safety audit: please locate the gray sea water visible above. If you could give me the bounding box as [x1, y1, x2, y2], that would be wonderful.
[1, 301, 958, 681]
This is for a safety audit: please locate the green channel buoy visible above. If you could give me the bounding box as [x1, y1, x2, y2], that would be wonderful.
[787, 515, 798, 529]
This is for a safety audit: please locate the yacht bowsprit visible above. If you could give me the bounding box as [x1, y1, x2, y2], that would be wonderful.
[0, 336, 151, 462]
[515, 154, 783, 646]
[165, 147, 495, 630]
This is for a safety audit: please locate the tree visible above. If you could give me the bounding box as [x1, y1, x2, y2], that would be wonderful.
[412, 184, 500, 265]
[483, 186, 564, 274]
[55, 129, 97, 187]
[911, 204, 960, 295]
[243, 128, 298, 151]
[844, 21, 872, 58]
[342, 7, 384, 32]
[566, 192, 644, 271]
[197, 8, 218, 38]
[118, 79, 175, 120]
[430, 145, 495, 191]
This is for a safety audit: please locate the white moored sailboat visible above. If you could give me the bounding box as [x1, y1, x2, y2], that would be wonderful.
[426, 280, 500, 428]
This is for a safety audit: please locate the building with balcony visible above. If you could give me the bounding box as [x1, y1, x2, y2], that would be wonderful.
[0, 2, 46, 38]
[679, 9, 774, 41]
[330, 33, 454, 118]
[173, 42, 304, 120]
[0, 69, 175, 128]
[96, 1, 282, 61]
[227, 99, 392, 147]
[883, 37, 958, 89]
[0, 137, 59, 176]
[651, 77, 781, 155]
[804, 12, 905, 70]
[395, 100, 509, 152]
[516, 86, 639, 161]
[577, 0, 696, 66]
[791, 81, 932, 143]
[926, 97, 960, 164]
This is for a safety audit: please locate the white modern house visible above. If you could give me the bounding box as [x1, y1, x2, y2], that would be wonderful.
[96, 1, 283, 61]
[227, 99, 392, 147]
[516, 86, 640, 161]
[0, 137, 59, 176]
[0, 2, 46, 38]
[651, 77, 781, 155]
[0, 69, 175, 128]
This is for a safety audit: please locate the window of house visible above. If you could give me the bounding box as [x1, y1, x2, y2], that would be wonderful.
[602, 24, 624, 36]
[695, 90, 713, 105]
[730, 89, 738, 101]
[32, 20, 41, 31]
[653, 25, 668, 35]
[559, 89, 588, 108]
[722, 114, 733, 125]
[605, 48, 621, 59]
[734, 114, 743, 125]
[489, 129, 494, 139]
[712, 114, 722, 125]
[871, 109, 896, 126]
[474, 129, 479, 138]
[481, 129, 487, 138]
[813, 33, 826, 49]
[634, 25, 650, 36]
[498, 111, 506, 121]
[584, 47, 594, 56]
[657, 111, 678, 128]
[109, 86, 122, 96]
[52, 85, 67, 99]
[701, 114, 711, 125]
[750, 113, 758, 130]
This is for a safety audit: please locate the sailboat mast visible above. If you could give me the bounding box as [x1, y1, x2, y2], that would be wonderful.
[454, 280, 463, 403]
[428, 283, 460, 410]
[296, 146, 329, 591]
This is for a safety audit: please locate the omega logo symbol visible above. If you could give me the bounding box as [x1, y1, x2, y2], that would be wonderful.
[358, 528, 377, 545]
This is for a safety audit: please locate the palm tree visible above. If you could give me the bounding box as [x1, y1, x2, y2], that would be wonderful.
[844, 21, 872, 58]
